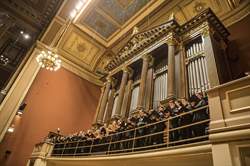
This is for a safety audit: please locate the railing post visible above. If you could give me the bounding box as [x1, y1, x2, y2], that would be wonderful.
[61, 141, 67, 157]
[107, 135, 112, 155]
[132, 128, 137, 152]
[167, 119, 170, 147]
[89, 139, 94, 154]
[73, 140, 79, 157]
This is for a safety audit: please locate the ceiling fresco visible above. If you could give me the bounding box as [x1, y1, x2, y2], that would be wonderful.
[80, 0, 151, 39]
[81, 9, 119, 39]
[39, 0, 249, 83]
[99, 0, 150, 24]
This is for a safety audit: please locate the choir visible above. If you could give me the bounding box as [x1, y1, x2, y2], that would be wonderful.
[49, 93, 209, 156]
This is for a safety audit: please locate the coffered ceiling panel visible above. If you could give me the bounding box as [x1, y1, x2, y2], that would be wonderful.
[59, 25, 105, 71]
[81, 9, 119, 39]
[79, 0, 151, 40]
[99, 0, 150, 25]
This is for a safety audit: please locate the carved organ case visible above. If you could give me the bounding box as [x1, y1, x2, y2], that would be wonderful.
[94, 9, 232, 124]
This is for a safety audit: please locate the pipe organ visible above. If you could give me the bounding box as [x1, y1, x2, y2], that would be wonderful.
[111, 94, 118, 118]
[93, 9, 232, 124]
[185, 37, 210, 96]
[153, 60, 168, 109]
[130, 85, 139, 114]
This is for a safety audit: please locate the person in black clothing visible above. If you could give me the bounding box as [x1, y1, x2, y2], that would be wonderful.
[168, 100, 180, 142]
[175, 100, 192, 141]
[156, 105, 168, 145]
[180, 99, 193, 139]
[192, 93, 209, 137]
[147, 108, 159, 146]
[135, 109, 150, 148]
[120, 117, 135, 151]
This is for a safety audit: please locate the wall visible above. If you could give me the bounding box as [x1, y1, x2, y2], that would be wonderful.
[0, 67, 101, 166]
[227, 14, 250, 78]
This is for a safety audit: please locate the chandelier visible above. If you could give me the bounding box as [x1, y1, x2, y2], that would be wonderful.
[0, 55, 9, 66]
[36, 50, 61, 71]
[36, 0, 91, 71]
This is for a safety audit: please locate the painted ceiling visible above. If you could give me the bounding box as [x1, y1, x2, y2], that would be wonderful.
[41, 0, 249, 83]
[80, 0, 150, 39]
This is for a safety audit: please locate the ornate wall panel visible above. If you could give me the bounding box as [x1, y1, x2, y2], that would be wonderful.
[59, 25, 105, 72]
[41, 19, 63, 46]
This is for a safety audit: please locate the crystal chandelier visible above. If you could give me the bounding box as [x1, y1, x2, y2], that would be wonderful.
[36, 50, 61, 71]
[0, 55, 9, 66]
[36, 0, 91, 71]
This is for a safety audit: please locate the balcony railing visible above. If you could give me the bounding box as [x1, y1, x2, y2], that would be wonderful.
[51, 105, 209, 157]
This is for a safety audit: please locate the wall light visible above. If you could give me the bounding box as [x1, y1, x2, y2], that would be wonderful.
[69, 0, 91, 20]
[23, 34, 30, 40]
[7, 126, 14, 133]
[75, 1, 84, 10]
[70, 9, 77, 19]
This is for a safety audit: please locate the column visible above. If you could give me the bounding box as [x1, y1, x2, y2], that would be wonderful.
[104, 89, 116, 123]
[212, 143, 233, 166]
[179, 43, 187, 99]
[121, 76, 133, 118]
[202, 26, 220, 87]
[166, 35, 177, 99]
[96, 77, 112, 124]
[137, 55, 151, 109]
[145, 67, 154, 111]
[113, 67, 131, 118]
[93, 86, 105, 124]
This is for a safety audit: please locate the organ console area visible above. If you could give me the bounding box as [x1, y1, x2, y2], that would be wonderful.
[94, 8, 232, 125]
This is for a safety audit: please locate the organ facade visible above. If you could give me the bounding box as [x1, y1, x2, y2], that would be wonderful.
[94, 8, 231, 124]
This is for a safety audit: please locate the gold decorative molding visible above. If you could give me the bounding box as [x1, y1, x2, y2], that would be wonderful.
[165, 35, 178, 46]
[201, 26, 210, 38]
[122, 66, 134, 78]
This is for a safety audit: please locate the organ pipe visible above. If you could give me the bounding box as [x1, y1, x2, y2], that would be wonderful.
[194, 60, 201, 92]
[186, 39, 211, 96]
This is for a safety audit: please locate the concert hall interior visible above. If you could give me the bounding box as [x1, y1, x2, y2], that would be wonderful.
[0, 0, 249, 166]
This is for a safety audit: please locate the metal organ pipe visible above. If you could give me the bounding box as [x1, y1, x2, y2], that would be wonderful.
[203, 56, 210, 89]
[198, 57, 205, 91]
[162, 74, 164, 100]
[192, 61, 197, 93]
[187, 63, 192, 95]
[186, 40, 210, 96]
[195, 59, 201, 92]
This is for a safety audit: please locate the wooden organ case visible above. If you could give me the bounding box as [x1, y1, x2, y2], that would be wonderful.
[94, 8, 232, 124]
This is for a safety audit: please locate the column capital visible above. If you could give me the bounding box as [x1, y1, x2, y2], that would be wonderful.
[201, 26, 210, 38]
[165, 36, 178, 46]
[201, 26, 215, 38]
[142, 54, 154, 67]
[122, 66, 134, 78]
[101, 86, 105, 93]
[106, 76, 113, 83]
[142, 54, 152, 61]
[106, 76, 117, 87]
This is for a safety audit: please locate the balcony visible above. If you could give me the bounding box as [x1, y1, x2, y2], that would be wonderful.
[29, 76, 250, 166]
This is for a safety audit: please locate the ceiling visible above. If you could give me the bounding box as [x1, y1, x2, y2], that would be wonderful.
[79, 0, 150, 39]
[39, 0, 250, 84]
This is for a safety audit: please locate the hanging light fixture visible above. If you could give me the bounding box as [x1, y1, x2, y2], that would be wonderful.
[36, 0, 91, 71]
[0, 55, 9, 65]
[36, 50, 61, 71]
